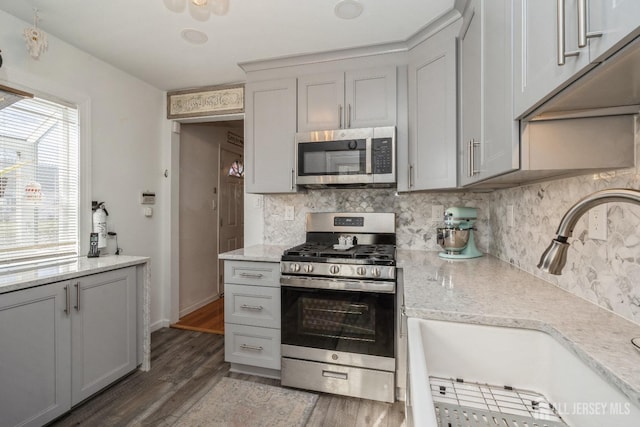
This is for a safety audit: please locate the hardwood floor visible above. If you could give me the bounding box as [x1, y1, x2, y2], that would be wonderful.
[171, 298, 224, 334]
[49, 328, 405, 427]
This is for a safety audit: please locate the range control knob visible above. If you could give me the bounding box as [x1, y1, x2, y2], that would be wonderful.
[356, 266, 367, 276]
[329, 265, 340, 275]
[303, 264, 314, 273]
[290, 263, 301, 273]
[371, 267, 381, 278]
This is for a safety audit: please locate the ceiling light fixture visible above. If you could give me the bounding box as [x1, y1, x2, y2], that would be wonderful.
[23, 8, 48, 59]
[163, 0, 229, 21]
[334, 0, 364, 20]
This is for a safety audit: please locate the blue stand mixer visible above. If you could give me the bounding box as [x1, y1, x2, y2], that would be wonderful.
[437, 207, 483, 259]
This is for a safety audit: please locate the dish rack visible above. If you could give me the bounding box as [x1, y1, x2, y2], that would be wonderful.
[430, 376, 568, 427]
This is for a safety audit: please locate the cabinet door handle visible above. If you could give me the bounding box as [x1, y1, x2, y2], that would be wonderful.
[240, 344, 263, 352]
[468, 139, 480, 177]
[74, 282, 80, 311]
[338, 104, 343, 129]
[365, 137, 372, 174]
[577, 0, 602, 48]
[240, 304, 264, 311]
[239, 272, 264, 279]
[322, 370, 348, 380]
[557, 0, 580, 65]
[347, 104, 352, 128]
[408, 164, 414, 188]
[467, 140, 473, 177]
[64, 285, 70, 315]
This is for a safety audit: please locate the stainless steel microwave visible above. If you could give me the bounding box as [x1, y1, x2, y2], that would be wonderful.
[295, 126, 396, 188]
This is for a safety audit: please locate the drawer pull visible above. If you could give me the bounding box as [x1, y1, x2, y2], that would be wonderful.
[240, 304, 264, 311]
[240, 344, 264, 352]
[239, 272, 264, 279]
[322, 370, 348, 380]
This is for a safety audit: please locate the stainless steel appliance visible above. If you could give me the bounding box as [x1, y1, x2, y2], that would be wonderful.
[280, 212, 396, 402]
[295, 126, 396, 188]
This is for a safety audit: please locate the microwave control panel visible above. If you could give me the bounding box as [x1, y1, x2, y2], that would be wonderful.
[372, 138, 393, 174]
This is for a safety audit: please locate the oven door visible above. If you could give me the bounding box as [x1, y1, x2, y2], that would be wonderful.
[281, 282, 395, 358]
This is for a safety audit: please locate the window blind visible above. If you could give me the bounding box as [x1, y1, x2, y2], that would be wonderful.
[0, 96, 79, 266]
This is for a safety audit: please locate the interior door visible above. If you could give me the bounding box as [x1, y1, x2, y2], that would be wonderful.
[218, 145, 245, 295]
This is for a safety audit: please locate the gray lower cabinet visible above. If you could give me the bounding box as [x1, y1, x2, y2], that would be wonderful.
[223, 260, 281, 378]
[0, 266, 137, 427]
[71, 267, 138, 405]
[0, 281, 71, 427]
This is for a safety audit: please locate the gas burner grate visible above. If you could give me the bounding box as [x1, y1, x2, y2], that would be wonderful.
[430, 376, 568, 427]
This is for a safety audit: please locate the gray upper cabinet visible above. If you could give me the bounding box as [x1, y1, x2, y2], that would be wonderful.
[513, 0, 640, 119]
[71, 267, 137, 405]
[0, 282, 71, 427]
[588, 0, 640, 62]
[514, 0, 591, 118]
[245, 78, 298, 194]
[459, 0, 519, 186]
[298, 66, 397, 132]
[297, 72, 344, 131]
[459, 0, 482, 187]
[405, 22, 459, 191]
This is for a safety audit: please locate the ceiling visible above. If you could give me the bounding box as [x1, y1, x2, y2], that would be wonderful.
[0, 0, 455, 91]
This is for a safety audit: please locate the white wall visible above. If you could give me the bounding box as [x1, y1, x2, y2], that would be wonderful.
[178, 124, 224, 316]
[0, 10, 169, 330]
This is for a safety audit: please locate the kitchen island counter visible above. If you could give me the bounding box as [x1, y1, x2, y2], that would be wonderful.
[398, 249, 640, 408]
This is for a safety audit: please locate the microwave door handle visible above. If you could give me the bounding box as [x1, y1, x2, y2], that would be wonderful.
[365, 137, 372, 174]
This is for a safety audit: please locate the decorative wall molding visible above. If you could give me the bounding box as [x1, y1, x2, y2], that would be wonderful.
[167, 84, 244, 119]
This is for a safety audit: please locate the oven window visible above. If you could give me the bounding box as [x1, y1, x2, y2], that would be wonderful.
[300, 298, 375, 341]
[282, 287, 395, 358]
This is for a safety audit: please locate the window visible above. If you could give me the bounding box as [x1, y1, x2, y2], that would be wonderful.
[0, 96, 79, 267]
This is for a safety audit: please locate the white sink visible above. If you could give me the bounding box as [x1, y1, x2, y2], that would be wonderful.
[407, 318, 640, 427]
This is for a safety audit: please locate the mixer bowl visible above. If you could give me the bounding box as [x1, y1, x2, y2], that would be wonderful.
[437, 227, 470, 253]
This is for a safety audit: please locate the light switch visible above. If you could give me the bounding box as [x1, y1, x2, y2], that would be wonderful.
[144, 207, 153, 217]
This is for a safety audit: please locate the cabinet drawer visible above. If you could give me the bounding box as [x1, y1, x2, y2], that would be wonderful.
[225, 324, 281, 370]
[224, 284, 280, 328]
[224, 261, 280, 287]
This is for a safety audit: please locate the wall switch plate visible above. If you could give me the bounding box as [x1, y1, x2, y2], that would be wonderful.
[432, 205, 444, 221]
[254, 195, 263, 208]
[284, 205, 295, 221]
[589, 204, 607, 240]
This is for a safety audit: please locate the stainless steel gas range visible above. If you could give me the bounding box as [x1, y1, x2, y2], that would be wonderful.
[280, 212, 396, 403]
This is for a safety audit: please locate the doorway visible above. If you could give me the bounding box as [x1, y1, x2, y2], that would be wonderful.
[172, 120, 244, 333]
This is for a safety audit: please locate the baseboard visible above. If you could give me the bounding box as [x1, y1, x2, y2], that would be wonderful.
[179, 294, 219, 318]
[150, 319, 170, 332]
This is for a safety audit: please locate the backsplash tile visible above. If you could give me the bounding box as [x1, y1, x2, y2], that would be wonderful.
[491, 169, 640, 326]
[263, 189, 492, 252]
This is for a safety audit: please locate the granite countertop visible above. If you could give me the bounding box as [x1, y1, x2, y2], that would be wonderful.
[398, 249, 640, 408]
[0, 255, 150, 294]
[218, 244, 289, 262]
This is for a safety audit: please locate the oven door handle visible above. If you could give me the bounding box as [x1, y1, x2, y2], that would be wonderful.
[280, 275, 395, 293]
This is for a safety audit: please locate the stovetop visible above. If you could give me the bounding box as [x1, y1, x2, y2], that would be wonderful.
[283, 242, 396, 265]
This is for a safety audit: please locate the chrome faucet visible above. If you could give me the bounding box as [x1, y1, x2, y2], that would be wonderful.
[538, 188, 640, 275]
